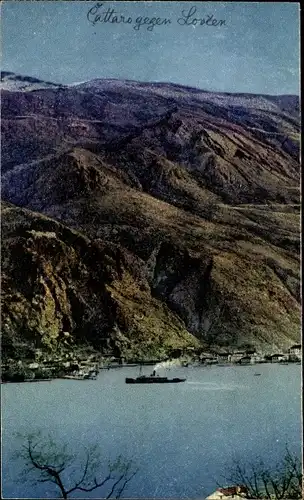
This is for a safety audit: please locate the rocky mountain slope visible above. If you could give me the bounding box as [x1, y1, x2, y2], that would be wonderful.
[1, 72, 301, 361]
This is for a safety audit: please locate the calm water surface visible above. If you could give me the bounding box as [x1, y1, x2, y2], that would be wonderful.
[2, 364, 301, 498]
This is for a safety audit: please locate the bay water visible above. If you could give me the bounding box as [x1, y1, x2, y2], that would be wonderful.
[2, 364, 301, 498]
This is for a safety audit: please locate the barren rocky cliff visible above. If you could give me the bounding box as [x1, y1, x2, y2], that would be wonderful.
[1, 73, 301, 362]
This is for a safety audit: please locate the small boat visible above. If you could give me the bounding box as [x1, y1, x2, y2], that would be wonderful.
[254, 373, 261, 376]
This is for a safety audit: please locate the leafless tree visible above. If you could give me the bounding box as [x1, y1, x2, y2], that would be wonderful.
[223, 447, 302, 499]
[15, 431, 138, 499]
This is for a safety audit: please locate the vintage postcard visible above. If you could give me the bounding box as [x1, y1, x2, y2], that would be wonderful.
[1, 1, 301, 499]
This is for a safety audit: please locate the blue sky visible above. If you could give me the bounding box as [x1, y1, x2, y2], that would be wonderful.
[1, 1, 300, 94]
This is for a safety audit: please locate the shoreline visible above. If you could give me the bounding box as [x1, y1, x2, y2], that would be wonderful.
[1, 360, 301, 384]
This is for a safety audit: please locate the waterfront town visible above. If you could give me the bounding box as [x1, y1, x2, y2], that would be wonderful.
[1, 343, 301, 383]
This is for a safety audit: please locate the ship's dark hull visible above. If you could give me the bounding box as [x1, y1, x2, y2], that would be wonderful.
[125, 377, 186, 384]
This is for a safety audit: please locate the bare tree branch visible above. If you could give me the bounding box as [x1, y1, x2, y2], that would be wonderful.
[67, 472, 112, 494]
[225, 448, 302, 500]
[115, 468, 139, 499]
[14, 432, 137, 499]
[65, 451, 91, 494]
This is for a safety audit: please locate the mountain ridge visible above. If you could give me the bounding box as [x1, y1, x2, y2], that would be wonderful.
[1, 71, 300, 100]
[1, 73, 300, 362]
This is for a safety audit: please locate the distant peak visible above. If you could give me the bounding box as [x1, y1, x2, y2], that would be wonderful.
[0, 71, 65, 91]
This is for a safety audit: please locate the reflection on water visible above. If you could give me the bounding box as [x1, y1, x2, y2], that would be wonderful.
[2, 364, 301, 499]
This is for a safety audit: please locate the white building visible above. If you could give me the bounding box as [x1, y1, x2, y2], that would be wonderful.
[229, 351, 247, 363]
[270, 354, 285, 363]
[288, 344, 301, 359]
[28, 363, 39, 369]
[206, 485, 249, 500]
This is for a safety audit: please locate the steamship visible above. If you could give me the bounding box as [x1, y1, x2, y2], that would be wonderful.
[125, 368, 186, 384]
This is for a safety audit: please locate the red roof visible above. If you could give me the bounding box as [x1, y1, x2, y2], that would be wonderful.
[217, 485, 248, 496]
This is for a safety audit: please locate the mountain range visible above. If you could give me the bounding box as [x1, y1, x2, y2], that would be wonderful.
[1, 72, 300, 361]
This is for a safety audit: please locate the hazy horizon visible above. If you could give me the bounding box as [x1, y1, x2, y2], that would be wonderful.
[1, 69, 301, 98]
